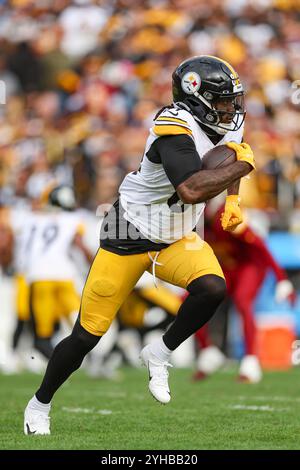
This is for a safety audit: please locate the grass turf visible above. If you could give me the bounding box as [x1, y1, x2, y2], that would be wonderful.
[1, 366, 300, 450]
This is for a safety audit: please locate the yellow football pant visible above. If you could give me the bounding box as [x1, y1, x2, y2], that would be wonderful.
[30, 281, 80, 338]
[15, 274, 30, 321]
[118, 284, 182, 328]
[80, 233, 224, 336]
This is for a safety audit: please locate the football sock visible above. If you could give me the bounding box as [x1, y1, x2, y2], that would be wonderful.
[149, 337, 172, 362]
[36, 319, 100, 404]
[163, 275, 226, 351]
[27, 395, 51, 413]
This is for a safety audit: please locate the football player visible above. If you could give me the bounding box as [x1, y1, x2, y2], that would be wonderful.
[24, 56, 255, 435]
[193, 205, 296, 383]
[22, 185, 94, 361]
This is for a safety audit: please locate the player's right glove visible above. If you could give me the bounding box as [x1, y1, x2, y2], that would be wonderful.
[226, 142, 256, 170]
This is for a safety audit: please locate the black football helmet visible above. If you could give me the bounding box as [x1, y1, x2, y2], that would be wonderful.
[172, 55, 245, 135]
[48, 185, 76, 211]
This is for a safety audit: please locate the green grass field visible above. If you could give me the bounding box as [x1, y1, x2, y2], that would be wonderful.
[1, 366, 300, 450]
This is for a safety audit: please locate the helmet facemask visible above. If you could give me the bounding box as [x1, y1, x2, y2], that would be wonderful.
[184, 91, 245, 135]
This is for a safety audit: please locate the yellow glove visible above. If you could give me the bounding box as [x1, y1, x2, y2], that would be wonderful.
[221, 195, 243, 232]
[226, 142, 256, 170]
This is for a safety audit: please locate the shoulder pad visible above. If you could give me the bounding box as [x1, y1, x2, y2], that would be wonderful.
[153, 107, 192, 137]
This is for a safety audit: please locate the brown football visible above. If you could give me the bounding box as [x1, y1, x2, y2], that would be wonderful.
[201, 144, 236, 170]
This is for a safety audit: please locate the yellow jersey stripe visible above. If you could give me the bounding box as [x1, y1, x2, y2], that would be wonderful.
[153, 124, 192, 136]
[156, 116, 188, 125]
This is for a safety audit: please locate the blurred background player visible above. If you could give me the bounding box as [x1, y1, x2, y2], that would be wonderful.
[193, 203, 296, 383]
[1, 184, 94, 373]
[23, 184, 94, 360]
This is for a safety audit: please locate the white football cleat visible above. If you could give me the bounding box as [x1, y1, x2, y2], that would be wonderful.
[140, 344, 172, 404]
[24, 405, 50, 435]
[196, 345, 226, 376]
[238, 355, 263, 383]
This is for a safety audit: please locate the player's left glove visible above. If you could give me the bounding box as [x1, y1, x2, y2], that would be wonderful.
[226, 142, 256, 170]
[221, 195, 243, 232]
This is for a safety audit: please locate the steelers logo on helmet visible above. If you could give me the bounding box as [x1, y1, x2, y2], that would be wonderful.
[181, 72, 201, 95]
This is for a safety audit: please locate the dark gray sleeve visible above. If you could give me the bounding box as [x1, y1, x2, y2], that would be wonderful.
[155, 135, 202, 189]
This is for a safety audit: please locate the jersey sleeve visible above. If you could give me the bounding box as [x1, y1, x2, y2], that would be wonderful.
[152, 110, 193, 137]
[155, 135, 202, 189]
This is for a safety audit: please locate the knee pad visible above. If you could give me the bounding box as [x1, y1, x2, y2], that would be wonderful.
[188, 274, 226, 305]
[91, 278, 117, 297]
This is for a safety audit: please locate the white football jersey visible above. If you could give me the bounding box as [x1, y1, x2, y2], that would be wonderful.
[10, 207, 32, 274]
[119, 105, 244, 244]
[21, 210, 85, 282]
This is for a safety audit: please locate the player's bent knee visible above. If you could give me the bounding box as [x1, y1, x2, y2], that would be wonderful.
[79, 276, 120, 336]
[70, 319, 101, 353]
[187, 274, 226, 305]
[90, 278, 117, 297]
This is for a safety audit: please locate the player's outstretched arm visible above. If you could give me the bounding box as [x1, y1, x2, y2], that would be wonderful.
[73, 233, 94, 264]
